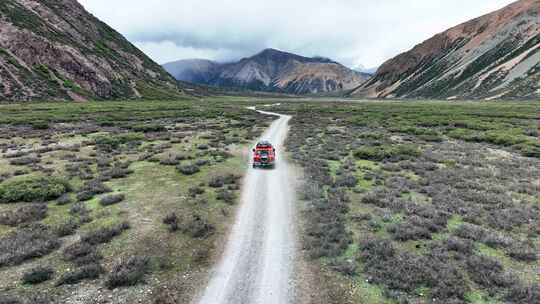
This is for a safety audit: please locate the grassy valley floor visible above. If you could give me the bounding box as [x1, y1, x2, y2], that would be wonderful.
[0, 98, 274, 303]
[274, 100, 540, 304]
[1, 98, 539, 304]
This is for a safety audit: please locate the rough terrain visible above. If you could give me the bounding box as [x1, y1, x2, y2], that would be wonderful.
[196, 108, 296, 304]
[0, 99, 275, 303]
[0, 0, 181, 101]
[353, 0, 540, 100]
[275, 100, 540, 304]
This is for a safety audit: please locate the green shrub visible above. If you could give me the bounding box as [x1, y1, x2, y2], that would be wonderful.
[453, 120, 494, 131]
[0, 176, 70, 203]
[393, 144, 422, 158]
[393, 126, 439, 136]
[0, 224, 60, 266]
[93, 133, 144, 149]
[31, 121, 49, 130]
[99, 194, 125, 206]
[418, 133, 444, 142]
[483, 130, 527, 146]
[447, 128, 485, 142]
[56, 264, 102, 286]
[0, 204, 47, 226]
[105, 256, 149, 289]
[354, 144, 421, 161]
[34, 64, 50, 78]
[130, 124, 166, 132]
[81, 222, 130, 245]
[22, 266, 54, 284]
[62, 79, 81, 90]
[354, 146, 384, 160]
[359, 132, 384, 140]
[517, 144, 540, 158]
[177, 163, 200, 175]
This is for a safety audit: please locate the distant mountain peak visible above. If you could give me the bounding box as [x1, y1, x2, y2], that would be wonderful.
[163, 49, 370, 95]
[250, 48, 308, 63]
[249, 48, 338, 64]
[257, 48, 286, 55]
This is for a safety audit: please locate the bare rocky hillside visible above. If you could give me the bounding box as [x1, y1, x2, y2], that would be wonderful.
[353, 0, 540, 100]
[164, 49, 369, 94]
[0, 0, 181, 101]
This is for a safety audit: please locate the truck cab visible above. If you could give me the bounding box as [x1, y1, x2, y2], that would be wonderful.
[252, 141, 276, 169]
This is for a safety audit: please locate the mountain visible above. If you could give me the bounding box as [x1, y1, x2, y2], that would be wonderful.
[163, 49, 369, 94]
[0, 0, 181, 102]
[352, 0, 540, 100]
[162, 59, 220, 84]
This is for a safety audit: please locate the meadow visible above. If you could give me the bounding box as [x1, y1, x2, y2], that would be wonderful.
[1, 98, 539, 304]
[0, 98, 273, 303]
[276, 101, 540, 304]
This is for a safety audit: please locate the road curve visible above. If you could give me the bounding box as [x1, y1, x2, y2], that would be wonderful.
[195, 110, 296, 304]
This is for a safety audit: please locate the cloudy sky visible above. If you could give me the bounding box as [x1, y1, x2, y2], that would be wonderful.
[78, 0, 515, 69]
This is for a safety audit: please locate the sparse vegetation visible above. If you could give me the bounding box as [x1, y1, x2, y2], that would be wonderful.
[0, 98, 272, 302]
[7, 98, 537, 303]
[76, 180, 111, 201]
[0, 224, 60, 267]
[99, 193, 125, 206]
[56, 264, 103, 286]
[163, 212, 179, 232]
[176, 162, 200, 175]
[54, 219, 80, 237]
[0, 204, 47, 226]
[81, 222, 130, 245]
[277, 101, 540, 303]
[62, 241, 102, 266]
[105, 256, 149, 289]
[182, 214, 215, 239]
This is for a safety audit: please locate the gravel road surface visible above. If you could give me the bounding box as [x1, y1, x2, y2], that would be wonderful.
[195, 109, 296, 304]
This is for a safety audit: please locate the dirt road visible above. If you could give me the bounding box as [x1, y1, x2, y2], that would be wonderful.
[195, 110, 296, 304]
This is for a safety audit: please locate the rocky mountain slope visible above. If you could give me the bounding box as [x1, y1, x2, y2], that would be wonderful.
[352, 0, 540, 100]
[164, 49, 369, 94]
[0, 0, 181, 101]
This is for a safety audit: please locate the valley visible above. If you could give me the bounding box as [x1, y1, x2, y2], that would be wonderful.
[0, 98, 539, 304]
[1, 0, 539, 303]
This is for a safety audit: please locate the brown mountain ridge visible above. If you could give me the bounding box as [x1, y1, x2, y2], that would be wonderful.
[352, 0, 540, 100]
[164, 49, 370, 95]
[0, 0, 181, 101]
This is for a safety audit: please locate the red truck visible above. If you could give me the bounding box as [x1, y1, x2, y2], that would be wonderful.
[252, 141, 276, 169]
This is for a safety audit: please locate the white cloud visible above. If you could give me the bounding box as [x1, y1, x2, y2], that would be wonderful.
[134, 41, 239, 64]
[78, 0, 516, 68]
